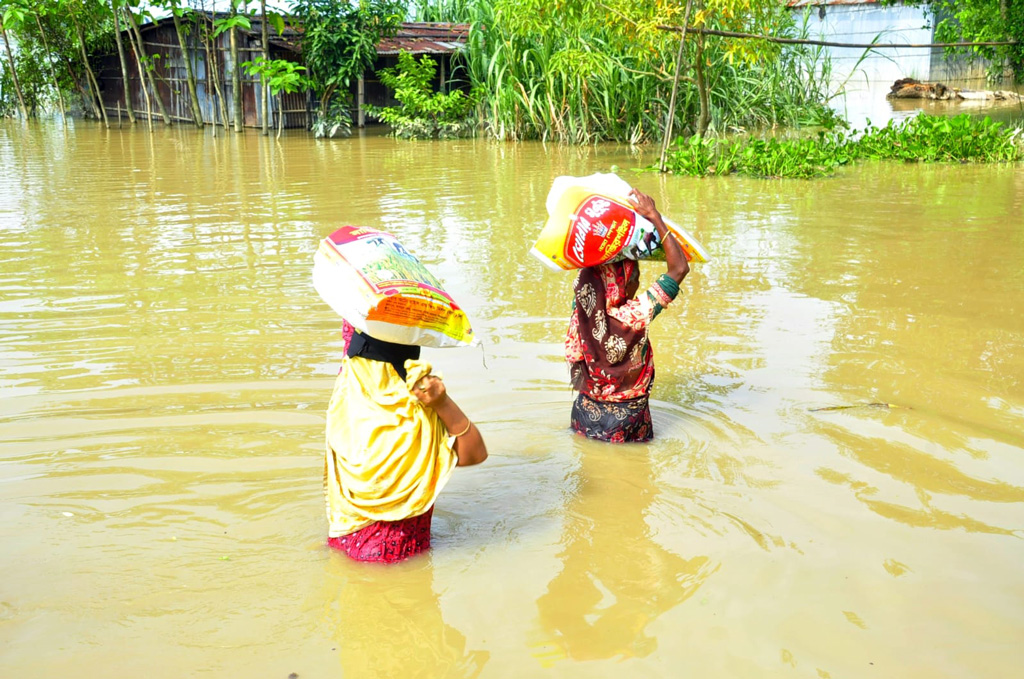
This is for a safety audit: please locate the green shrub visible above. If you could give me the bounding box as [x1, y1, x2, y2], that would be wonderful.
[312, 98, 353, 139]
[364, 51, 477, 139]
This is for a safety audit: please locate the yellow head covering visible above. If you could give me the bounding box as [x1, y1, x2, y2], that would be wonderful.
[324, 357, 457, 537]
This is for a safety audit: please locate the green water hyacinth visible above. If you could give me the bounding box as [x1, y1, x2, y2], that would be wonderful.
[853, 114, 1024, 164]
[662, 114, 1024, 179]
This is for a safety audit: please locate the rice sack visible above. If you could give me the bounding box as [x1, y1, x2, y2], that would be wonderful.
[530, 173, 710, 272]
[313, 226, 475, 348]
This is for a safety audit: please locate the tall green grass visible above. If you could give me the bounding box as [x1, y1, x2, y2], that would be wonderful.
[446, 2, 835, 144]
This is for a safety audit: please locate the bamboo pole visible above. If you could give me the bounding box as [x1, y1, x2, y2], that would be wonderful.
[108, 41, 273, 52]
[172, 9, 204, 126]
[35, 13, 68, 123]
[277, 93, 284, 139]
[658, 0, 694, 172]
[123, 13, 154, 131]
[124, 8, 171, 125]
[260, 0, 269, 136]
[199, 6, 229, 129]
[73, 18, 109, 127]
[99, 74, 258, 84]
[0, 21, 29, 118]
[999, 0, 1013, 78]
[110, 2, 136, 124]
[229, 16, 242, 132]
[694, 31, 709, 137]
[109, 109, 195, 123]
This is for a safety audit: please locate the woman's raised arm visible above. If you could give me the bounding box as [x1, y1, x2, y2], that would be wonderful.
[628, 189, 689, 283]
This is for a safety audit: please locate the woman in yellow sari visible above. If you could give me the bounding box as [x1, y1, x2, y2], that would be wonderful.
[324, 326, 487, 563]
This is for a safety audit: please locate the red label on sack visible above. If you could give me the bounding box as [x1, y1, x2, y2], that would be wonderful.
[562, 195, 637, 268]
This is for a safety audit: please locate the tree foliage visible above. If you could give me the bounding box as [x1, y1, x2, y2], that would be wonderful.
[459, 0, 832, 143]
[895, 0, 1024, 81]
[289, 0, 403, 119]
[242, 55, 307, 96]
[364, 51, 476, 138]
[2, 0, 112, 117]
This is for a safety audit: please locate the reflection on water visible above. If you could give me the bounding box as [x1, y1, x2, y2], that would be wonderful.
[1, 120, 1023, 679]
[326, 558, 489, 678]
[535, 440, 716, 663]
[885, 91, 1024, 127]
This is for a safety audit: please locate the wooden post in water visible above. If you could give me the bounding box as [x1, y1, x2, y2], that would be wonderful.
[260, 0, 270, 136]
[230, 22, 243, 132]
[110, 1, 135, 125]
[357, 76, 365, 128]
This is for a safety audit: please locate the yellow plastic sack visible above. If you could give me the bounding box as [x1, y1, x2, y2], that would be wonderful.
[312, 226, 475, 348]
[530, 173, 710, 271]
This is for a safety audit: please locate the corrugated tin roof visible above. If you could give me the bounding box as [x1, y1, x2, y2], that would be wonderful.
[133, 18, 468, 56]
[376, 22, 470, 56]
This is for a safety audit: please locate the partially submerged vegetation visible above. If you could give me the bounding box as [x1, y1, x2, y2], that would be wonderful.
[2, 0, 834, 146]
[661, 114, 1024, 179]
[291, 0, 405, 138]
[856, 113, 1023, 163]
[0, 0, 405, 136]
[447, 0, 835, 144]
[2, 0, 1021, 183]
[363, 52, 476, 139]
[663, 132, 849, 179]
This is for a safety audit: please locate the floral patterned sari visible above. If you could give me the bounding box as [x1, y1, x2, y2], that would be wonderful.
[565, 262, 677, 443]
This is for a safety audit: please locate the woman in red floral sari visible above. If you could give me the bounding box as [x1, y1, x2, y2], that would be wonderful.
[565, 190, 690, 443]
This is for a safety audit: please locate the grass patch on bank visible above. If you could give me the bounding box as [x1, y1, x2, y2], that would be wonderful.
[661, 114, 1024, 179]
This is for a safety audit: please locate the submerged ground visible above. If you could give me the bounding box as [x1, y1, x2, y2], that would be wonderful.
[1, 120, 1022, 678]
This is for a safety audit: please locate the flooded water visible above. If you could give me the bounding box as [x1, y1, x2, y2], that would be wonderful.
[1, 120, 1022, 678]
[863, 93, 1024, 130]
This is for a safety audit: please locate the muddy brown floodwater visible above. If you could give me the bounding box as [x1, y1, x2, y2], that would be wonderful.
[1, 120, 1022, 679]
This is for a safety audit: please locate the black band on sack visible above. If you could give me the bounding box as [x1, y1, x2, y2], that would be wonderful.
[346, 332, 421, 380]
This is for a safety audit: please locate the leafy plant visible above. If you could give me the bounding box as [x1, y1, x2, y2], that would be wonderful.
[893, 0, 1024, 81]
[289, 0, 403, 126]
[854, 114, 1022, 163]
[212, 11, 251, 36]
[363, 51, 476, 139]
[311, 96, 352, 138]
[242, 56, 307, 94]
[242, 56, 308, 137]
[663, 132, 850, 178]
